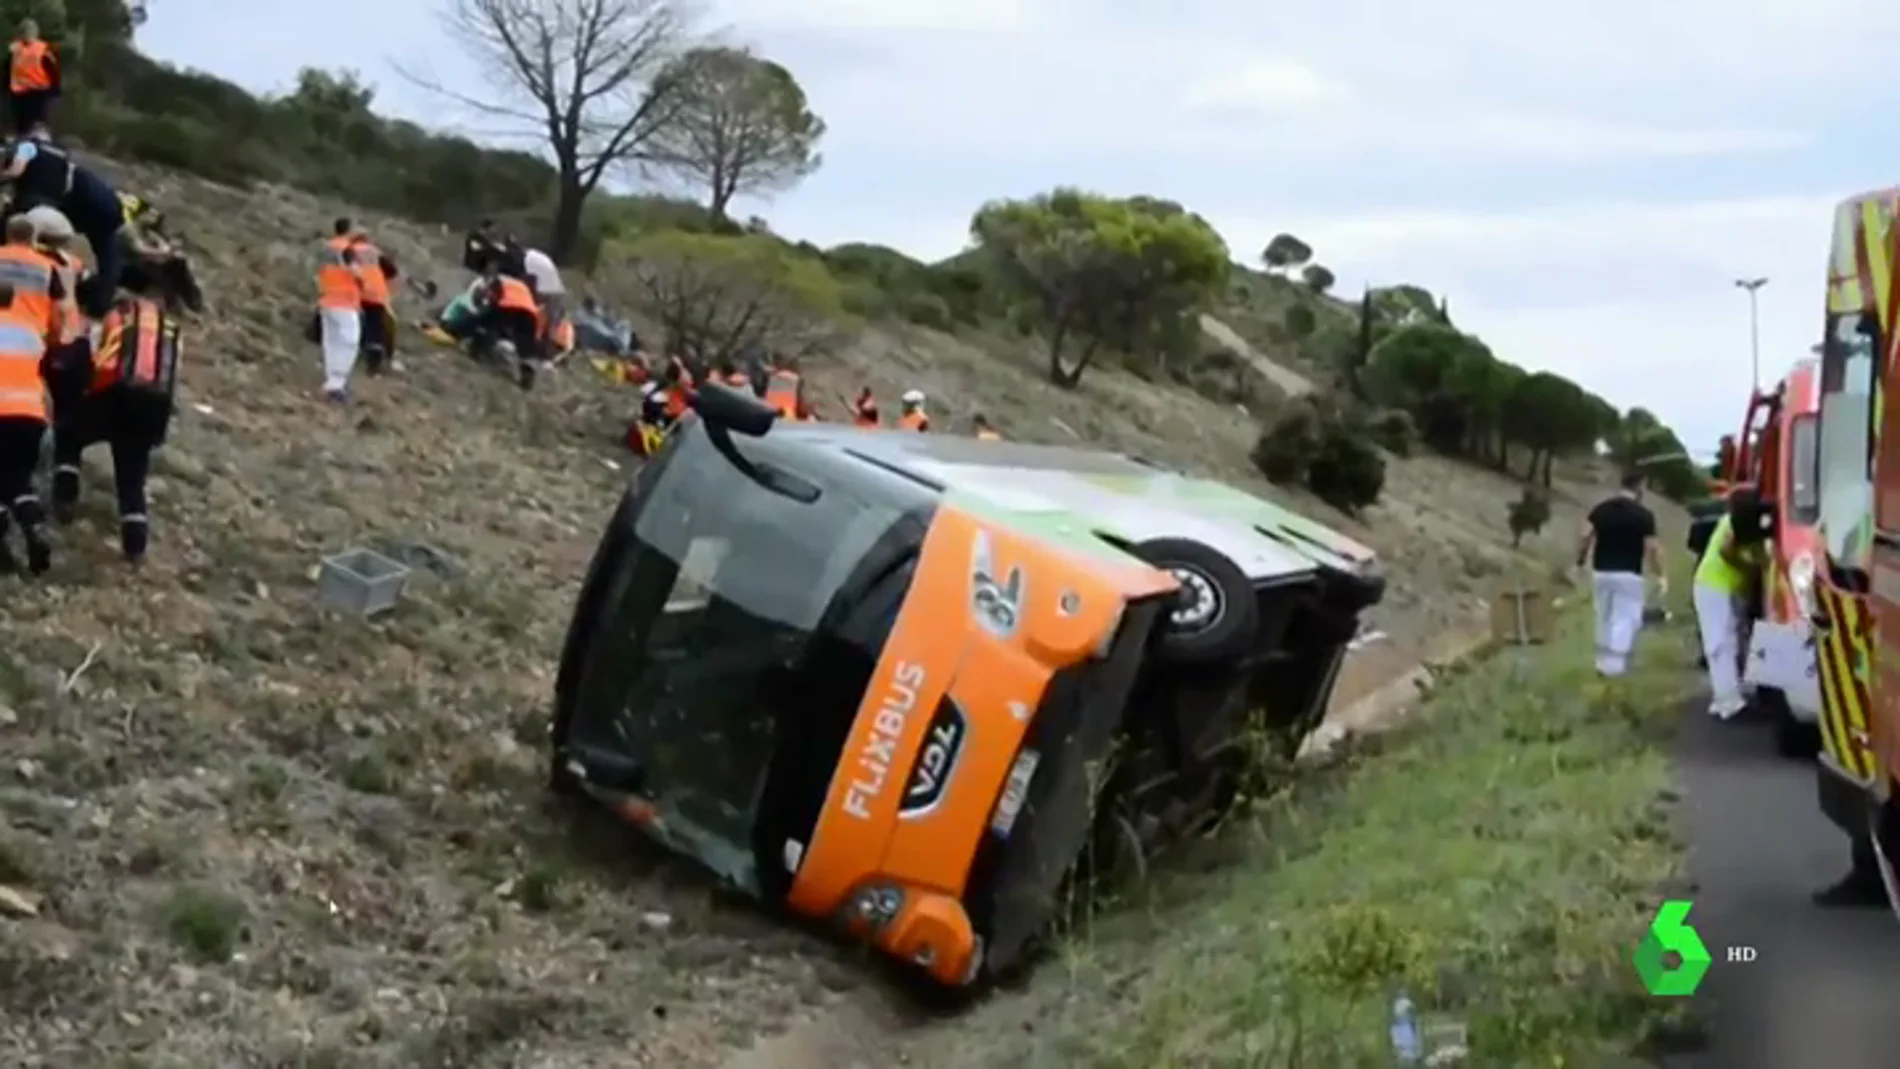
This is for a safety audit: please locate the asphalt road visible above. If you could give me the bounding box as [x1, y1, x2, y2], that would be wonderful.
[1668, 703, 1900, 1069]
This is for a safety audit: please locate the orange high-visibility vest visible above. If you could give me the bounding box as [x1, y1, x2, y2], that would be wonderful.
[900, 410, 928, 431]
[763, 369, 799, 417]
[0, 313, 46, 421]
[90, 297, 178, 396]
[9, 40, 51, 92]
[0, 244, 57, 344]
[353, 239, 390, 306]
[495, 276, 536, 314]
[316, 236, 362, 310]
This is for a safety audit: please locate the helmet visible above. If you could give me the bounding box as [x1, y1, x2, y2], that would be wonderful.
[24, 206, 71, 243]
[901, 389, 925, 404]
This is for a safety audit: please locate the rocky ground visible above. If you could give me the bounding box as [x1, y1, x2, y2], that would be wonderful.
[0, 158, 1612, 1067]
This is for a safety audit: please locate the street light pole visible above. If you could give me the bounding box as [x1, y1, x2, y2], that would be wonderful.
[1735, 276, 1768, 389]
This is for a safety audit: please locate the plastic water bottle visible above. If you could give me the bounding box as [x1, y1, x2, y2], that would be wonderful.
[1390, 992, 1422, 1065]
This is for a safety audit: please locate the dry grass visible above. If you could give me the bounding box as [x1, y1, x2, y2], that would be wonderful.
[905, 581, 1700, 1067]
[0, 154, 1658, 1067]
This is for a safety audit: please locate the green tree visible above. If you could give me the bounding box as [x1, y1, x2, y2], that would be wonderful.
[602, 230, 852, 368]
[413, 0, 702, 262]
[1301, 263, 1336, 294]
[1371, 284, 1438, 323]
[646, 46, 826, 220]
[1500, 371, 1599, 486]
[971, 189, 1228, 387]
[1261, 233, 1312, 273]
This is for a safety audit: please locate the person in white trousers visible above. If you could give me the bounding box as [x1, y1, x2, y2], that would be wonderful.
[1691, 490, 1768, 718]
[315, 217, 366, 403]
[1577, 471, 1666, 676]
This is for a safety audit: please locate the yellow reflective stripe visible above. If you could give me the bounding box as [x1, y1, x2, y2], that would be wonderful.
[1863, 199, 1894, 335]
[1816, 584, 1877, 779]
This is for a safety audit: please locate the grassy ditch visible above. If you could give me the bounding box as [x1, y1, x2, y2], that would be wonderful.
[943, 595, 1698, 1067]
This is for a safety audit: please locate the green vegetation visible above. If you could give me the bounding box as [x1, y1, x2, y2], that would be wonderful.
[953, 593, 1699, 1067]
[25, 0, 1706, 511]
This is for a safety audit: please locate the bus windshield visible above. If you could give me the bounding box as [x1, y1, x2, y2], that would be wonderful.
[566, 428, 907, 891]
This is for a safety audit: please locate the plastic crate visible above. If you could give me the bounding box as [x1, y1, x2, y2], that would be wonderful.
[318, 547, 411, 617]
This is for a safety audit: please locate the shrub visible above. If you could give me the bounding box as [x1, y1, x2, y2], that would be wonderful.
[1508, 488, 1552, 547]
[1369, 408, 1417, 456]
[1307, 426, 1385, 514]
[1253, 397, 1387, 513]
[900, 292, 954, 330]
[1252, 403, 1322, 484]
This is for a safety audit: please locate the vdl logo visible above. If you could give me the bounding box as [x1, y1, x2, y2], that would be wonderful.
[1632, 900, 1753, 996]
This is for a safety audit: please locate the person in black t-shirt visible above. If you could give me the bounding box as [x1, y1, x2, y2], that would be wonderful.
[1576, 470, 1666, 676]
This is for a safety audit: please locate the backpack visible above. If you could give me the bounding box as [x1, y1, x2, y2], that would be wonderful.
[99, 298, 180, 403]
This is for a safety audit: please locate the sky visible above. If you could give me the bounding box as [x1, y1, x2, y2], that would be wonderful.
[135, 0, 1900, 451]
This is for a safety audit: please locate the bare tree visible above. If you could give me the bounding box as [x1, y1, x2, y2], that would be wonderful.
[403, 0, 698, 262]
[601, 229, 849, 369]
[644, 46, 826, 219]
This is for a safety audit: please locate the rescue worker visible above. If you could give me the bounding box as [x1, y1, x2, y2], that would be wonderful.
[48, 269, 182, 565]
[111, 194, 203, 315]
[898, 389, 929, 431]
[7, 20, 56, 134]
[476, 261, 541, 389]
[520, 243, 564, 346]
[713, 358, 750, 390]
[463, 218, 501, 274]
[763, 363, 801, 418]
[0, 277, 47, 573]
[0, 123, 125, 316]
[0, 212, 63, 346]
[25, 206, 84, 350]
[349, 230, 398, 374]
[660, 355, 694, 423]
[852, 387, 878, 427]
[315, 217, 367, 402]
[1691, 486, 1769, 719]
[972, 413, 1001, 440]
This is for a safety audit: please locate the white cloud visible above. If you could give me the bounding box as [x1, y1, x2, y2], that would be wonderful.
[132, 0, 1900, 450]
[1181, 60, 1344, 115]
[1215, 195, 1838, 445]
[712, 0, 1040, 32]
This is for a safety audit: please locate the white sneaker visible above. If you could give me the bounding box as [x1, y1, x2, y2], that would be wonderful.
[1708, 698, 1746, 720]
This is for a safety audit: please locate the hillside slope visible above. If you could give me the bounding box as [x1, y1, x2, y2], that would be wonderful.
[0, 156, 1624, 1066]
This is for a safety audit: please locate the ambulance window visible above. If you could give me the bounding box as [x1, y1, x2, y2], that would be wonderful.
[1789, 414, 1819, 525]
[1821, 312, 1876, 397]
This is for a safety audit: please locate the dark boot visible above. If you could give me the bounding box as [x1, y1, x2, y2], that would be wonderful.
[1813, 840, 1888, 909]
[120, 518, 147, 564]
[0, 540, 15, 575]
[517, 358, 536, 391]
[363, 343, 386, 375]
[22, 524, 49, 575]
[50, 466, 78, 525]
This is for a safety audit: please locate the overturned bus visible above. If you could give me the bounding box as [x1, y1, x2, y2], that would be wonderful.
[549, 386, 1385, 990]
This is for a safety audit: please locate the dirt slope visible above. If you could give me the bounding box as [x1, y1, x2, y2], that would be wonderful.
[1198, 312, 1317, 398]
[0, 158, 1616, 1066]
